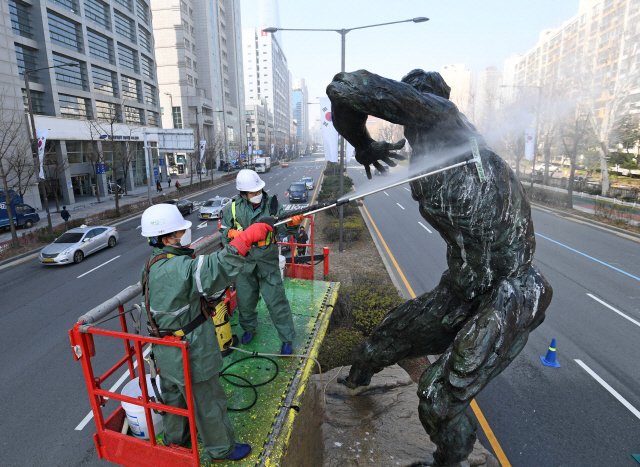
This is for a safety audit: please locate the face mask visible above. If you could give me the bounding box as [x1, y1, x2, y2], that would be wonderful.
[174, 228, 191, 248]
[249, 193, 263, 205]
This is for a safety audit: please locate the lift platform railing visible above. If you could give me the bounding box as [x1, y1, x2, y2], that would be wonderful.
[277, 215, 322, 280]
[70, 308, 202, 467]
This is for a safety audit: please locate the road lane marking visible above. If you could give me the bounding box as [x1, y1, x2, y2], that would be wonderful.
[470, 400, 513, 467]
[575, 359, 640, 421]
[587, 294, 640, 328]
[404, 187, 410, 191]
[418, 222, 432, 233]
[617, 233, 640, 243]
[197, 221, 208, 230]
[362, 202, 510, 467]
[135, 225, 141, 229]
[536, 233, 640, 282]
[192, 236, 203, 244]
[383, 191, 389, 196]
[77, 256, 120, 278]
[75, 346, 151, 430]
[397, 203, 405, 210]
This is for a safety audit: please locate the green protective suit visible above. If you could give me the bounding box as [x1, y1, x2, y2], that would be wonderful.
[140, 244, 244, 460]
[220, 194, 298, 344]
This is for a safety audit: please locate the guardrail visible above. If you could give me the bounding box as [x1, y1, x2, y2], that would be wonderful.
[77, 232, 223, 324]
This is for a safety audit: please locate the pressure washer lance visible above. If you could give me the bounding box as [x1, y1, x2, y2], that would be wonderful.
[274, 149, 487, 227]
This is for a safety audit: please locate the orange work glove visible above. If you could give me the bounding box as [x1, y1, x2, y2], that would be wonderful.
[230, 222, 274, 257]
[227, 229, 241, 239]
[287, 215, 304, 226]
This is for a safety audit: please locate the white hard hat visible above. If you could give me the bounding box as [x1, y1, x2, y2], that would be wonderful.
[140, 204, 192, 237]
[236, 169, 265, 192]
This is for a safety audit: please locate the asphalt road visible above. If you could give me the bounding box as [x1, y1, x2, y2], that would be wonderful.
[348, 160, 640, 467]
[3, 153, 639, 467]
[0, 155, 326, 467]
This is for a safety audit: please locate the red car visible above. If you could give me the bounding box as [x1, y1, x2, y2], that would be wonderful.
[281, 161, 289, 168]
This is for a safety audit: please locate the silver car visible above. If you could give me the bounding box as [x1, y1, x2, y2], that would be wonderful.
[301, 176, 314, 190]
[199, 196, 231, 220]
[39, 225, 119, 265]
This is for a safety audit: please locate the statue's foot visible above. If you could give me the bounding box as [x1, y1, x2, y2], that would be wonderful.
[337, 366, 373, 389]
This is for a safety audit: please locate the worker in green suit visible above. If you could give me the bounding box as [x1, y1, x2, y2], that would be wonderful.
[139, 203, 274, 462]
[220, 169, 304, 355]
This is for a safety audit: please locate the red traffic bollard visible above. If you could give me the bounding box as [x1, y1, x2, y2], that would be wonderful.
[323, 247, 330, 276]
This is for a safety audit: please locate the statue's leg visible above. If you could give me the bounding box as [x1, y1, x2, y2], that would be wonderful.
[340, 272, 469, 389]
[417, 267, 552, 466]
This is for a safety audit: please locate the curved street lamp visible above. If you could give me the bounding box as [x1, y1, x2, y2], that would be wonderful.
[263, 17, 429, 252]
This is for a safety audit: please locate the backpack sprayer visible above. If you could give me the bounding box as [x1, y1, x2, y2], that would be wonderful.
[273, 138, 487, 227]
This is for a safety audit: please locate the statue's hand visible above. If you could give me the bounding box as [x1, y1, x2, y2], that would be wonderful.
[356, 139, 407, 179]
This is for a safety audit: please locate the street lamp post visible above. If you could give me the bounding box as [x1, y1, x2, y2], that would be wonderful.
[189, 106, 201, 183]
[24, 61, 79, 232]
[264, 17, 428, 252]
[500, 84, 542, 191]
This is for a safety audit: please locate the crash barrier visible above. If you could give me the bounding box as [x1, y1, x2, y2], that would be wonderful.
[71, 229, 337, 467]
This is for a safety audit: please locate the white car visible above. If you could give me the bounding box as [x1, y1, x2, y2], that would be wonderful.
[39, 225, 118, 265]
[199, 196, 231, 220]
[301, 176, 314, 190]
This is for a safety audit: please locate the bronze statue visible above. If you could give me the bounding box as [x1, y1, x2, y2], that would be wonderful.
[328, 69, 552, 467]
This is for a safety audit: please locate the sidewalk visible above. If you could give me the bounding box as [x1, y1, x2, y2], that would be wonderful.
[0, 172, 231, 243]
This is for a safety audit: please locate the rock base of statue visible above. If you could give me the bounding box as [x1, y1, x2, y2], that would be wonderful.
[282, 364, 499, 467]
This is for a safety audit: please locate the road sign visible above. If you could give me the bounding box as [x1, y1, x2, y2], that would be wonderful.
[154, 129, 195, 151]
[153, 167, 159, 181]
[96, 164, 105, 174]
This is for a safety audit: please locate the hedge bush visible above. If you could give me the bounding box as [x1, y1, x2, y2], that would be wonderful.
[322, 213, 365, 244]
[317, 328, 365, 372]
[318, 273, 404, 370]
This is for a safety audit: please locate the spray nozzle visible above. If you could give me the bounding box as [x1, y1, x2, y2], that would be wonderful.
[469, 138, 487, 183]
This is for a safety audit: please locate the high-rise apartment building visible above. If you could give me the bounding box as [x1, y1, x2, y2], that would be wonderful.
[292, 77, 309, 151]
[502, 0, 640, 123]
[440, 64, 472, 117]
[2, 0, 163, 206]
[152, 0, 246, 172]
[242, 26, 290, 158]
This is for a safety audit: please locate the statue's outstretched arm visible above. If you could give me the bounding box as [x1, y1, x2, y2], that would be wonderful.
[327, 70, 455, 178]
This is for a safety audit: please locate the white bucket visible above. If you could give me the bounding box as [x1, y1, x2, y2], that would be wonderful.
[121, 375, 164, 439]
[279, 255, 286, 280]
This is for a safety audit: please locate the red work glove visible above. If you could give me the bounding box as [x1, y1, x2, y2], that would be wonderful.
[227, 229, 241, 239]
[287, 215, 304, 226]
[230, 222, 274, 256]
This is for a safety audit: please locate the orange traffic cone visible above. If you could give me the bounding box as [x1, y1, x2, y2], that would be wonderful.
[217, 219, 221, 229]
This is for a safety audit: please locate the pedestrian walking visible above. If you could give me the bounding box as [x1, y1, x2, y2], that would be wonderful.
[61, 206, 71, 229]
[156, 180, 162, 193]
[296, 226, 308, 256]
[167, 176, 171, 188]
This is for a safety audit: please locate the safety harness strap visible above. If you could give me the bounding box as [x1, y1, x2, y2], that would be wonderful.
[143, 253, 211, 339]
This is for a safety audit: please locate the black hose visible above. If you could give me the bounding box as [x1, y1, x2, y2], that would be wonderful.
[220, 355, 280, 412]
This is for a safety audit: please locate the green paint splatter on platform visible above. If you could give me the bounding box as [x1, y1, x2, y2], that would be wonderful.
[156, 279, 332, 466]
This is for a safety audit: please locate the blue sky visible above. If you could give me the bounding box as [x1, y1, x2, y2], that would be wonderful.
[241, 0, 580, 104]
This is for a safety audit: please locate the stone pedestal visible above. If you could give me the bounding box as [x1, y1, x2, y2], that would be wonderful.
[283, 365, 499, 467]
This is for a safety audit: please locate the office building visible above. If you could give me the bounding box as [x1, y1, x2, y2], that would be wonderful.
[152, 0, 246, 173]
[2, 0, 163, 206]
[474, 66, 503, 131]
[292, 77, 309, 152]
[242, 26, 290, 158]
[245, 102, 273, 157]
[440, 64, 472, 117]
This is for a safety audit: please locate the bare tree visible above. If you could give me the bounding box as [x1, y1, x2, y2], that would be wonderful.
[9, 145, 37, 202]
[86, 121, 105, 203]
[43, 142, 69, 212]
[560, 102, 592, 208]
[0, 90, 33, 247]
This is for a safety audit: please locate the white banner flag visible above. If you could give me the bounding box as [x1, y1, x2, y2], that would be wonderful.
[346, 141, 354, 163]
[320, 97, 339, 162]
[199, 140, 206, 162]
[524, 128, 535, 161]
[271, 143, 274, 155]
[36, 129, 48, 179]
[248, 140, 253, 155]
